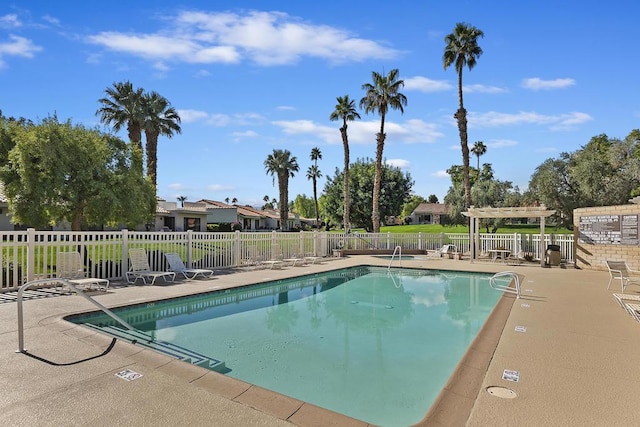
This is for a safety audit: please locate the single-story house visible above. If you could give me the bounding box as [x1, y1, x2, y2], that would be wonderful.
[410, 203, 450, 225]
[154, 199, 208, 231]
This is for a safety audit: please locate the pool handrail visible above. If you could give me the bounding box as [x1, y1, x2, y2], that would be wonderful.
[388, 246, 402, 270]
[489, 271, 521, 298]
[16, 278, 135, 353]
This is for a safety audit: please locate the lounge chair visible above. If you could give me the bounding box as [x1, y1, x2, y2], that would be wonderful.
[126, 248, 176, 285]
[612, 293, 640, 319]
[606, 260, 640, 293]
[56, 251, 109, 291]
[165, 253, 214, 280]
[427, 244, 457, 258]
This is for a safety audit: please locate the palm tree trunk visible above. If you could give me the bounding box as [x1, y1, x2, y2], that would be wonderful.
[279, 173, 288, 231]
[455, 69, 471, 210]
[373, 115, 386, 233]
[312, 178, 319, 225]
[341, 124, 350, 232]
[145, 130, 159, 188]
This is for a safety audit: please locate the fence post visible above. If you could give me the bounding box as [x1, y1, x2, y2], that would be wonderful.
[418, 232, 422, 251]
[121, 229, 129, 281]
[26, 228, 35, 282]
[234, 230, 241, 267]
[187, 230, 193, 266]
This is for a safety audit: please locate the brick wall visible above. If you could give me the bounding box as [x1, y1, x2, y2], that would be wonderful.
[574, 205, 640, 271]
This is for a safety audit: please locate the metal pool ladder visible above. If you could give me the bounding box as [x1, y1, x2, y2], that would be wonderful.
[489, 271, 521, 298]
[16, 278, 135, 353]
[388, 246, 402, 270]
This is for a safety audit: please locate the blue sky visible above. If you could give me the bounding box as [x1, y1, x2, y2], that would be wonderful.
[1, 1, 638, 208]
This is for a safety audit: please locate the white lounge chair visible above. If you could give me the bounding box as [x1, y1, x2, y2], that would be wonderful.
[164, 253, 214, 280]
[127, 248, 176, 285]
[427, 244, 457, 258]
[606, 260, 640, 293]
[56, 251, 109, 291]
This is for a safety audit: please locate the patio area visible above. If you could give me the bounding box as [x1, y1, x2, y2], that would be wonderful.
[0, 255, 637, 426]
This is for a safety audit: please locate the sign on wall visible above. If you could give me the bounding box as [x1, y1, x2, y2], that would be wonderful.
[578, 214, 639, 245]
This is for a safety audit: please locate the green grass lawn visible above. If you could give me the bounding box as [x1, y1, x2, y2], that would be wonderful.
[347, 224, 573, 234]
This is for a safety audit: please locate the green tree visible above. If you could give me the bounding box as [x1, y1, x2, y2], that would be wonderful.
[428, 194, 439, 203]
[292, 194, 315, 219]
[177, 195, 187, 207]
[330, 95, 361, 231]
[264, 149, 299, 231]
[307, 147, 322, 225]
[360, 69, 407, 233]
[401, 195, 427, 221]
[142, 91, 181, 188]
[471, 140, 487, 171]
[443, 23, 484, 211]
[322, 159, 413, 231]
[0, 116, 155, 230]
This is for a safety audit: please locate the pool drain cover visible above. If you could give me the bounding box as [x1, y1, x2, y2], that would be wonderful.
[486, 386, 517, 399]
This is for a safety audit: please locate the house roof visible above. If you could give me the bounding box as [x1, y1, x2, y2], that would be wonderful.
[412, 203, 450, 215]
[198, 199, 236, 209]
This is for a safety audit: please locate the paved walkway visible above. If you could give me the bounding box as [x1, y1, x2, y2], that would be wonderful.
[0, 256, 637, 426]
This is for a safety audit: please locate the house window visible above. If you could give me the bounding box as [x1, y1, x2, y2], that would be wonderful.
[184, 217, 200, 231]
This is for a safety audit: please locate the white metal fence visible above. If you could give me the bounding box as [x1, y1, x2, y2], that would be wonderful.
[0, 229, 574, 292]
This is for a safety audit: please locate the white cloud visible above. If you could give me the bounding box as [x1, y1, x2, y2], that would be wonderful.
[87, 10, 400, 67]
[0, 35, 42, 68]
[195, 69, 210, 78]
[272, 118, 444, 145]
[177, 109, 265, 127]
[41, 15, 60, 26]
[404, 76, 452, 93]
[177, 109, 210, 123]
[386, 159, 410, 169]
[521, 77, 575, 90]
[0, 14, 21, 28]
[277, 105, 296, 111]
[469, 110, 592, 130]
[231, 130, 258, 138]
[488, 139, 518, 148]
[207, 184, 235, 192]
[433, 170, 450, 178]
[464, 84, 507, 94]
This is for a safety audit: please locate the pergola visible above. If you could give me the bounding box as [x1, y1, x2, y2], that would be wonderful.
[462, 205, 556, 267]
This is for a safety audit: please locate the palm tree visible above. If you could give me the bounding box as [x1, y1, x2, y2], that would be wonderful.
[330, 95, 361, 232]
[471, 140, 487, 171]
[177, 195, 187, 207]
[307, 147, 322, 226]
[96, 81, 145, 150]
[264, 149, 299, 231]
[232, 197, 238, 204]
[142, 91, 181, 188]
[443, 22, 484, 210]
[225, 197, 230, 204]
[360, 69, 407, 233]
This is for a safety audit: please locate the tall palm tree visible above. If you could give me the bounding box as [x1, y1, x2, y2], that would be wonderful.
[225, 197, 230, 204]
[96, 81, 145, 151]
[232, 197, 238, 204]
[471, 140, 487, 171]
[264, 149, 299, 231]
[443, 22, 484, 210]
[142, 91, 181, 188]
[177, 195, 187, 207]
[307, 147, 322, 226]
[360, 69, 407, 233]
[330, 95, 361, 232]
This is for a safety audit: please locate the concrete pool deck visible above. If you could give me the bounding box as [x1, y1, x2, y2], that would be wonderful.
[0, 256, 638, 426]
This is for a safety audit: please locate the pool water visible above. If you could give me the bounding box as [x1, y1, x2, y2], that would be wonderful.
[68, 266, 505, 426]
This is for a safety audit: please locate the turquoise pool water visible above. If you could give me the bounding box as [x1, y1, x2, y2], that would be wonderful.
[67, 266, 505, 426]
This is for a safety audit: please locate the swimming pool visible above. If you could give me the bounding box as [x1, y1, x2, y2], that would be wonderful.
[67, 266, 505, 426]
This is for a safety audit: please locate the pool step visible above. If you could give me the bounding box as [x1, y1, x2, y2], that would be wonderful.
[86, 324, 228, 373]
